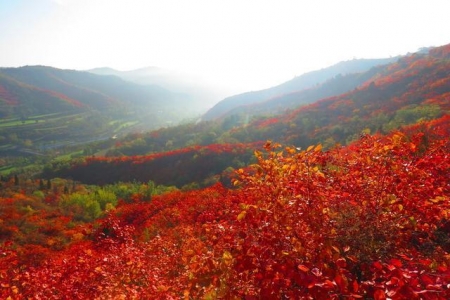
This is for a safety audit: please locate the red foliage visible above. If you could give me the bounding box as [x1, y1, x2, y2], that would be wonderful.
[56, 142, 263, 186]
[1, 116, 449, 298]
[429, 43, 450, 59]
[44, 89, 84, 108]
[0, 84, 19, 105]
[254, 117, 280, 128]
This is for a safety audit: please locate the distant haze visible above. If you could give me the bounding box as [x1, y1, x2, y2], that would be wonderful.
[1, 0, 449, 94]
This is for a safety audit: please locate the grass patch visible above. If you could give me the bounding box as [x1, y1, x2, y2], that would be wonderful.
[0, 112, 86, 128]
[53, 150, 84, 161]
[0, 165, 16, 175]
[113, 120, 140, 133]
[28, 112, 63, 119]
[0, 144, 13, 150]
[34, 126, 69, 132]
[0, 119, 38, 127]
[109, 120, 121, 126]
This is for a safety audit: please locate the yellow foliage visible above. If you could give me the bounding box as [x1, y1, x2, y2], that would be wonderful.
[237, 211, 247, 221]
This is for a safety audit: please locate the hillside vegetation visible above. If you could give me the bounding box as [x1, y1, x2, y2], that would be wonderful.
[1, 115, 449, 298]
[49, 45, 450, 187]
[1, 44, 449, 299]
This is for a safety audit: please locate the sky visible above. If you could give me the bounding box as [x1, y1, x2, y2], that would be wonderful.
[1, 0, 449, 93]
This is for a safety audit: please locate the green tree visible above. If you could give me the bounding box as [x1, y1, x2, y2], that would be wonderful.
[60, 193, 102, 222]
[93, 189, 118, 210]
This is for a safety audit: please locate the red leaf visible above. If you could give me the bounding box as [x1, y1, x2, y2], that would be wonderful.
[374, 289, 386, 300]
[386, 277, 400, 286]
[373, 261, 383, 270]
[335, 274, 348, 292]
[387, 264, 396, 271]
[420, 274, 434, 286]
[336, 258, 347, 268]
[389, 258, 402, 268]
[298, 265, 310, 272]
[397, 254, 412, 261]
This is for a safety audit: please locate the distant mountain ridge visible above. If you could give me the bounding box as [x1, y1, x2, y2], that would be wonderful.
[202, 57, 398, 121]
[87, 66, 228, 111]
[220, 67, 386, 121]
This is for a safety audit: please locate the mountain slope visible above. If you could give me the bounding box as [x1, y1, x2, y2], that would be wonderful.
[0, 73, 85, 118]
[220, 66, 385, 121]
[202, 57, 398, 121]
[0, 66, 196, 154]
[0, 66, 183, 109]
[226, 45, 450, 148]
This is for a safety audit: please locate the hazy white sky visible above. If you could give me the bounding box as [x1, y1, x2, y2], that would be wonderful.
[1, 0, 449, 92]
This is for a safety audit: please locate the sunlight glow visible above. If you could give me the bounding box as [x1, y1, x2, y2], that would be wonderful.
[1, 0, 449, 92]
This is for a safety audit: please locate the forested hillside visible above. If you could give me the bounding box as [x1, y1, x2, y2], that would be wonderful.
[1, 115, 449, 299]
[217, 67, 385, 121]
[43, 143, 260, 187]
[226, 45, 450, 148]
[0, 66, 184, 112]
